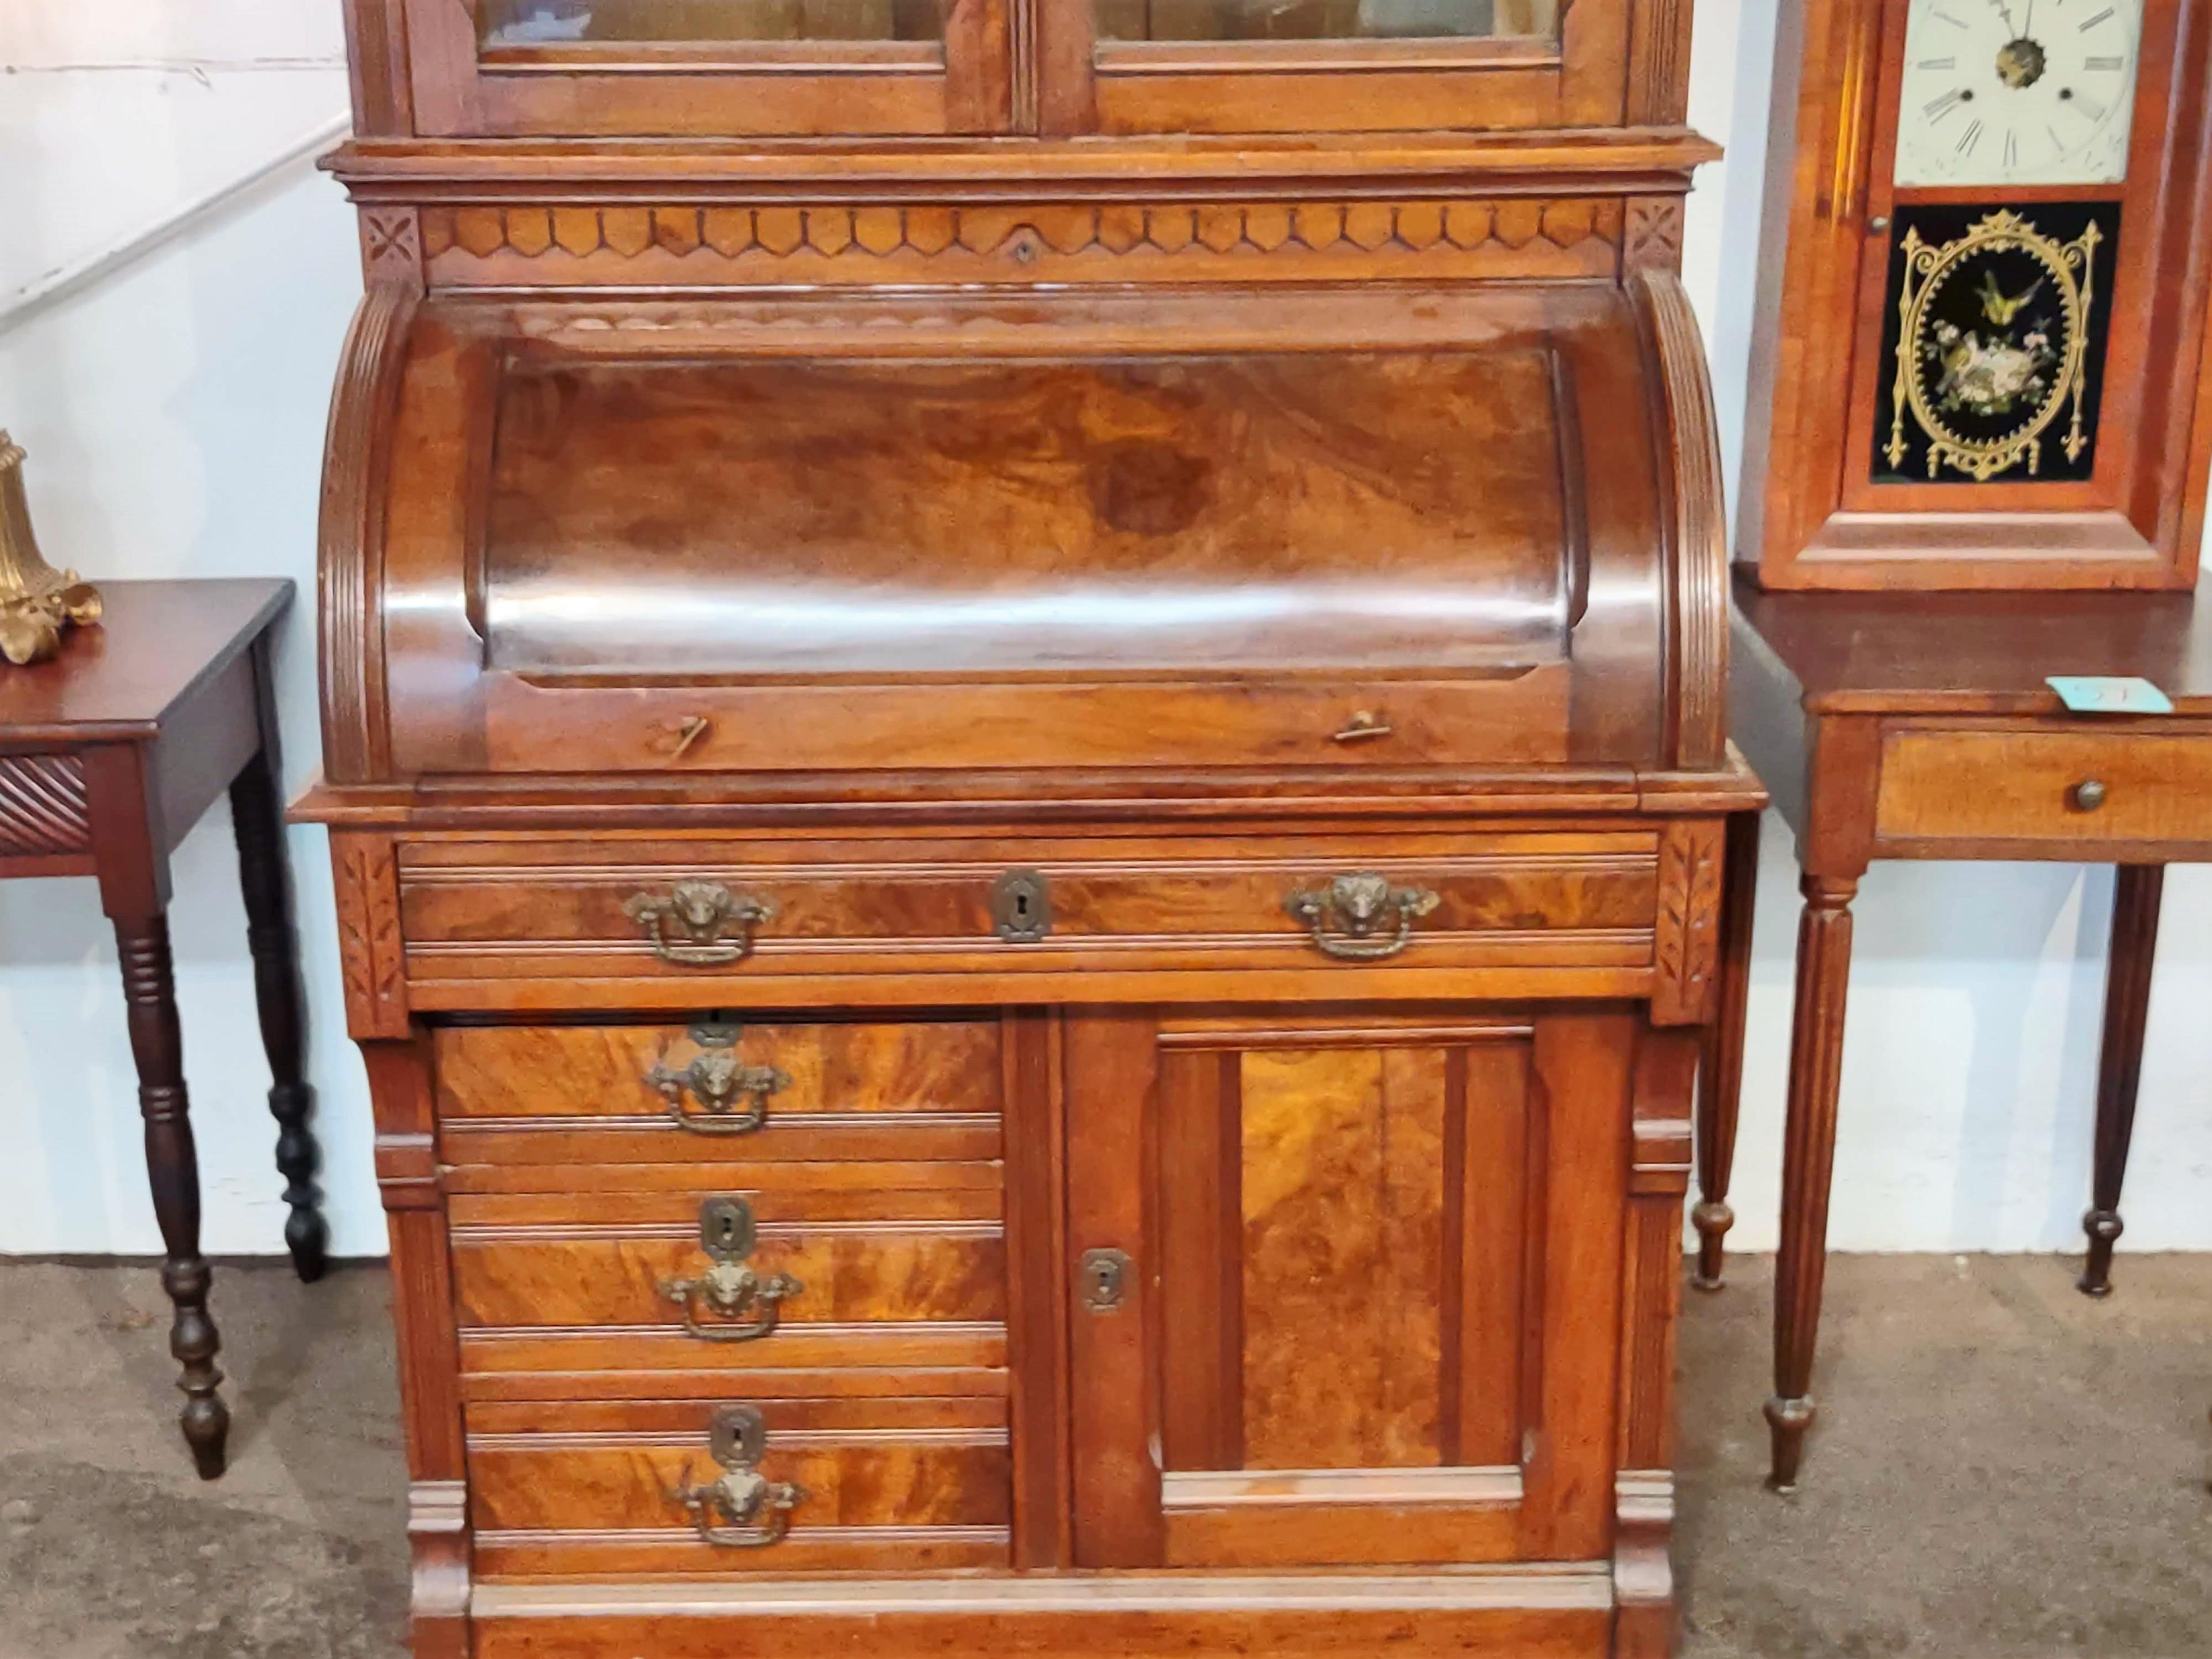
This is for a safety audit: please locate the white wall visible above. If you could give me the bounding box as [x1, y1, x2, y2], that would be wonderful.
[0, 3, 381, 1257]
[0, 1, 2205, 1261]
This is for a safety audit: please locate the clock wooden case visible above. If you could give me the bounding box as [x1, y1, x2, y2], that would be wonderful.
[306, 3, 1759, 1658]
[1741, 0, 2212, 589]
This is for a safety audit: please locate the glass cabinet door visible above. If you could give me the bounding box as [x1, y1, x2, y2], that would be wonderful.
[405, 0, 1013, 135]
[1043, 0, 1638, 134]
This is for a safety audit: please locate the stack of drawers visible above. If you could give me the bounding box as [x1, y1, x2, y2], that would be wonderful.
[435, 1018, 1013, 1577]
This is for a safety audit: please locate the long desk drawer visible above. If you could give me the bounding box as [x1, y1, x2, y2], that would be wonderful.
[397, 831, 1661, 993]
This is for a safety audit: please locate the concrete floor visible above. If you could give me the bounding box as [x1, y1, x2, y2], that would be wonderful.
[0, 1254, 2206, 1658]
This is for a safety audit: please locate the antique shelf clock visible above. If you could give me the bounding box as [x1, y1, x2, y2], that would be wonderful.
[305, 2, 1759, 1657]
[1713, 0, 2212, 1499]
[1741, 0, 2212, 588]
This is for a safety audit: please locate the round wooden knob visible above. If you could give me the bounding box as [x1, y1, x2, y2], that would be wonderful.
[2070, 779, 2108, 812]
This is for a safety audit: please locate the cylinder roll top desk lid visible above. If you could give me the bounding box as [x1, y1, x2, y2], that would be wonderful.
[333, 285, 1724, 780]
[304, 5, 1759, 1658]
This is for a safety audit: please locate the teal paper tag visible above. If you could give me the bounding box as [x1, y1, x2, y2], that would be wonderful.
[2045, 675, 2175, 715]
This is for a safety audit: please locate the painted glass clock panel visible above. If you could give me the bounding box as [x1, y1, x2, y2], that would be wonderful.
[1871, 201, 2119, 485]
[1893, 0, 2142, 187]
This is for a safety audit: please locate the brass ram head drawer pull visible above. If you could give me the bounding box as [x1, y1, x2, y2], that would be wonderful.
[668, 1404, 805, 1549]
[658, 1196, 802, 1343]
[1283, 872, 1441, 961]
[624, 878, 774, 967]
[646, 1018, 790, 1135]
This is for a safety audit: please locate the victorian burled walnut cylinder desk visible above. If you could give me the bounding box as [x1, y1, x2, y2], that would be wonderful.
[304, 4, 1758, 1656]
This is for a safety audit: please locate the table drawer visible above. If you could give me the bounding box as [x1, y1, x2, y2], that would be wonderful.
[397, 831, 1661, 987]
[1876, 729, 2212, 848]
[467, 1395, 1010, 1578]
[436, 1020, 999, 1164]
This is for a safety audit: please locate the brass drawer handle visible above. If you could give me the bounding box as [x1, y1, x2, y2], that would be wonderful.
[1285, 872, 1441, 961]
[2070, 779, 2109, 812]
[660, 1197, 802, 1342]
[624, 879, 774, 967]
[647, 1020, 789, 1135]
[1332, 709, 1393, 743]
[668, 1405, 805, 1548]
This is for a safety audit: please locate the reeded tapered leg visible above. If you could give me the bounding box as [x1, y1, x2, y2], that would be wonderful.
[230, 747, 327, 1281]
[1766, 872, 1857, 1493]
[1694, 808, 1762, 1290]
[117, 914, 229, 1479]
[2080, 863, 2163, 1298]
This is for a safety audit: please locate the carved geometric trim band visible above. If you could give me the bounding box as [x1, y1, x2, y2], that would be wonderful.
[418, 199, 1624, 286]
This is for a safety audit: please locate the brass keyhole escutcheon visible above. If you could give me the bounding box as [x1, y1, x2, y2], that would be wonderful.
[1080, 1247, 1131, 1312]
[991, 868, 1052, 943]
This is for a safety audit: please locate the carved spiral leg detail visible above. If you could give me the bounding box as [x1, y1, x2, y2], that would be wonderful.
[230, 750, 328, 1282]
[1767, 873, 1857, 1494]
[117, 916, 229, 1479]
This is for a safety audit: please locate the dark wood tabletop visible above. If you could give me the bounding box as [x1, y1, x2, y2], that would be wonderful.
[0, 578, 292, 744]
[1732, 578, 2212, 714]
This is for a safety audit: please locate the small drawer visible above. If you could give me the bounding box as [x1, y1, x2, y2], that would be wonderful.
[1876, 728, 2212, 849]
[397, 830, 1661, 990]
[465, 1395, 1011, 1578]
[436, 1019, 1000, 1165]
[449, 1182, 1007, 1336]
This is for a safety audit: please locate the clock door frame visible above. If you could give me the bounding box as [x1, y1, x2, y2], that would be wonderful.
[1740, 0, 2212, 590]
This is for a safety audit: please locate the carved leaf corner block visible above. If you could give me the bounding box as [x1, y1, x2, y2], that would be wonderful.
[1652, 818, 1725, 1025]
[333, 833, 408, 1039]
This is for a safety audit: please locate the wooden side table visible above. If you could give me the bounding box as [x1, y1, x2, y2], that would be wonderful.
[1708, 578, 2209, 1491]
[0, 578, 325, 1478]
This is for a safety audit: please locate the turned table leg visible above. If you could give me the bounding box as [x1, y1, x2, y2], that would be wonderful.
[116, 913, 230, 1479]
[230, 745, 328, 1282]
[2080, 863, 2163, 1298]
[1766, 872, 1858, 1492]
[1694, 808, 1762, 1290]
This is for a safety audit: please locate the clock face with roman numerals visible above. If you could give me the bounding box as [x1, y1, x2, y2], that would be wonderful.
[1894, 0, 2141, 186]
